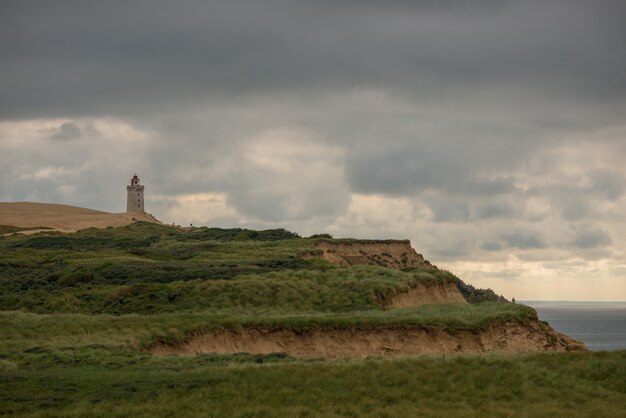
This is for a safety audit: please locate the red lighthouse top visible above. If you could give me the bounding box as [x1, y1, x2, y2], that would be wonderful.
[131, 174, 140, 186]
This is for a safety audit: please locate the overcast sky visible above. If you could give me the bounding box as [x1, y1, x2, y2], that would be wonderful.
[2, 0, 625, 300]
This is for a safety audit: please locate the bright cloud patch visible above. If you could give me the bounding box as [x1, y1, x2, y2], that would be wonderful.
[225, 129, 350, 222]
[150, 192, 239, 227]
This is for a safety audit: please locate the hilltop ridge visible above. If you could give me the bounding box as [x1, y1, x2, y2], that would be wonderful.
[0, 202, 160, 234]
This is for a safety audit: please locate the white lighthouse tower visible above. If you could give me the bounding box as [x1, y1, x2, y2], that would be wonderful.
[126, 174, 145, 212]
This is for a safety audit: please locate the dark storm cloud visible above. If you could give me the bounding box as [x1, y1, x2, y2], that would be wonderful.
[1, 0, 625, 123]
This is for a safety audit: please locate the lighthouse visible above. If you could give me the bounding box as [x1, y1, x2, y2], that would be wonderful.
[126, 174, 145, 212]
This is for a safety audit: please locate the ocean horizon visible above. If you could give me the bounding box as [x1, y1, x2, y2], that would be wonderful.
[522, 301, 626, 351]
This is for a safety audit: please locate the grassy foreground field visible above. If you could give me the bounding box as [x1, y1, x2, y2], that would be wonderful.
[1, 222, 624, 416]
[1, 351, 624, 417]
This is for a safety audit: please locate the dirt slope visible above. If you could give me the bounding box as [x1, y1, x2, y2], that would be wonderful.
[306, 239, 434, 269]
[150, 320, 587, 358]
[0, 202, 159, 233]
[386, 282, 467, 307]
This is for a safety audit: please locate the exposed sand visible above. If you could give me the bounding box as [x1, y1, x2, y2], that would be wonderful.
[150, 320, 587, 358]
[386, 282, 467, 308]
[305, 240, 435, 270]
[0, 202, 159, 233]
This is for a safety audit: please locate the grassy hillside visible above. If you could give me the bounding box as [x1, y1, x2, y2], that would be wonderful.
[1, 222, 623, 417]
[0, 222, 460, 316]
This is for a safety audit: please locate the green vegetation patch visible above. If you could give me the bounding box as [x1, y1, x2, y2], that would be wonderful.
[0, 225, 52, 235]
[2, 222, 302, 249]
[0, 266, 459, 315]
[0, 350, 623, 417]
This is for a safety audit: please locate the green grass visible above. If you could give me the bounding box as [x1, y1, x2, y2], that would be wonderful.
[0, 266, 460, 315]
[0, 351, 623, 417]
[0, 222, 463, 316]
[0, 223, 327, 314]
[0, 225, 53, 235]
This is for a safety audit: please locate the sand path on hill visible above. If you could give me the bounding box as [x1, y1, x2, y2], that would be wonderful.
[0, 202, 159, 233]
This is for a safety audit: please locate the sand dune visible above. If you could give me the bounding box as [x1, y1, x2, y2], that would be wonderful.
[0, 202, 159, 233]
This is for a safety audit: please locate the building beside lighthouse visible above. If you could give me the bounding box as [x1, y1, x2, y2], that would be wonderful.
[126, 174, 145, 212]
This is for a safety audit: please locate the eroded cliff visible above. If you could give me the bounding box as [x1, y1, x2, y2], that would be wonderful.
[150, 320, 587, 358]
[305, 239, 435, 270]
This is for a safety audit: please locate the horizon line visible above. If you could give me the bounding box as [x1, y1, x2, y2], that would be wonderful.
[519, 300, 626, 303]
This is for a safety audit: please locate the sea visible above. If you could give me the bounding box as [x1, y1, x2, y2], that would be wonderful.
[522, 301, 626, 351]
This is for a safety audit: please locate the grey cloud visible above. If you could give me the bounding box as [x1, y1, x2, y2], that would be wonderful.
[49, 122, 81, 141]
[477, 230, 547, 253]
[539, 178, 623, 222]
[500, 230, 546, 249]
[1, 0, 625, 125]
[474, 200, 517, 220]
[345, 131, 533, 197]
[226, 175, 350, 223]
[541, 188, 592, 221]
[426, 196, 470, 223]
[525, 169, 626, 222]
[588, 170, 624, 201]
[462, 178, 517, 197]
[572, 227, 612, 249]
[430, 241, 471, 259]
[481, 241, 503, 252]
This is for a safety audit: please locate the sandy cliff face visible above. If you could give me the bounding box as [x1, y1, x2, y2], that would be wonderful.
[150, 320, 587, 358]
[306, 239, 435, 270]
[385, 281, 467, 307]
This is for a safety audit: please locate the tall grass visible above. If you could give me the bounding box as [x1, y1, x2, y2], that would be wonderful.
[0, 265, 459, 315]
[1, 351, 623, 417]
